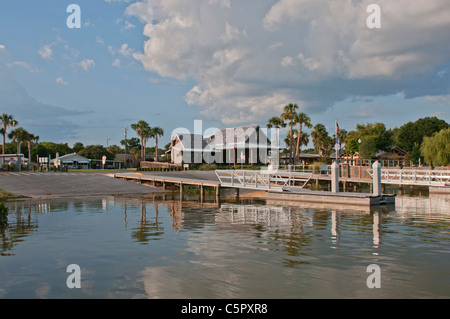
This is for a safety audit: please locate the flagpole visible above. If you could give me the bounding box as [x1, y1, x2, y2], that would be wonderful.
[335, 119, 338, 163]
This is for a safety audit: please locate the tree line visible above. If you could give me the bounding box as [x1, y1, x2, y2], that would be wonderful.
[1, 113, 166, 164]
[267, 104, 450, 166]
[2, 109, 450, 167]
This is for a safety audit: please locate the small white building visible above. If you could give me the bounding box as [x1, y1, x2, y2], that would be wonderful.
[50, 153, 91, 169]
[0, 154, 27, 169]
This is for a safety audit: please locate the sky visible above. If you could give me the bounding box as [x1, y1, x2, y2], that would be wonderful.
[0, 0, 449, 149]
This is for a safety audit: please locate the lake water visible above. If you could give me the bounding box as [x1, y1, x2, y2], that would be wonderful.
[1, 189, 449, 299]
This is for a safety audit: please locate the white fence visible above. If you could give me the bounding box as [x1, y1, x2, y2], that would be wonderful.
[367, 168, 450, 186]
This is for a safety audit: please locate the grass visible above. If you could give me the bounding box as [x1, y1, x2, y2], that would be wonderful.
[0, 189, 26, 200]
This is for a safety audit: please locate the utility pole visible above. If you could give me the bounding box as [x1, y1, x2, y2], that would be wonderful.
[124, 127, 128, 169]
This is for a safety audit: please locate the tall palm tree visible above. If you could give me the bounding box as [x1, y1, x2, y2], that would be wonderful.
[150, 126, 164, 162]
[131, 120, 151, 161]
[281, 103, 298, 164]
[8, 127, 28, 155]
[1, 113, 18, 154]
[24, 132, 39, 164]
[311, 123, 332, 157]
[293, 112, 312, 164]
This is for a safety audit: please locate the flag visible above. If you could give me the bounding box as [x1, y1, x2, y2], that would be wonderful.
[335, 138, 341, 150]
[335, 121, 341, 151]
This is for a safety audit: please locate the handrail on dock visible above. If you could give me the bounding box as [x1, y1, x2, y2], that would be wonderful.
[215, 169, 312, 191]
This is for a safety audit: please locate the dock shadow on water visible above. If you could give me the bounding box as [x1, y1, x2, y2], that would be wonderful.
[1, 189, 450, 299]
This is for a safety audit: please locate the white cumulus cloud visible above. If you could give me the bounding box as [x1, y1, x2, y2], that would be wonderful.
[126, 0, 450, 125]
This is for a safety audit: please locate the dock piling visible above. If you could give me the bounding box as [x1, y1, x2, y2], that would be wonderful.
[373, 161, 382, 197]
[331, 161, 339, 193]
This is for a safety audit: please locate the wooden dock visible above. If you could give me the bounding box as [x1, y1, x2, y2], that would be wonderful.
[113, 172, 221, 199]
[114, 170, 395, 207]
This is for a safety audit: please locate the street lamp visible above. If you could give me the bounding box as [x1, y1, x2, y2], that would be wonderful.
[358, 138, 361, 166]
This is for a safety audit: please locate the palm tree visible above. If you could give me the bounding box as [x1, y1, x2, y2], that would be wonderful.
[281, 103, 298, 164]
[24, 132, 39, 164]
[293, 112, 312, 164]
[266, 116, 286, 150]
[150, 127, 164, 162]
[8, 127, 28, 155]
[131, 120, 151, 161]
[295, 131, 310, 159]
[266, 116, 286, 129]
[1, 113, 18, 154]
[311, 124, 332, 157]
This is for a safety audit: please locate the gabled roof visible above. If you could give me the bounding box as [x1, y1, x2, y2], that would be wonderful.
[172, 133, 208, 151]
[50, 153, 90, 163]
[376, 146, 408, 158]
[208, 124, 273, 149]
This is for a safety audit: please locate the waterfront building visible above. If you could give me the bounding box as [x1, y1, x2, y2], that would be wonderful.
[169, 124, 278, 166]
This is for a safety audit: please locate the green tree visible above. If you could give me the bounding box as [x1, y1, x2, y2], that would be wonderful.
[31, 144, 49, 160]
[311, 124, 333, 157]
[107, 145, 123, 156]
[23, 132, 38, 163]
[78, 145, 114, 160]
[38, 142, 72, 158]
[421, 128, 450, 167]
[121, 137, 141, 150]
[281, 103, 299, 164]
[293, 112, 312, 164]
[1, 113, 18, 154]
[396, 117, 449, 154]
[345, 123, 393, 158]
[72, 142, 85, 153]
[266, 116, 286, 129]
[131, 120, 152, 161]
[8, 127, 29, 155]
[150, 126, 164, 162]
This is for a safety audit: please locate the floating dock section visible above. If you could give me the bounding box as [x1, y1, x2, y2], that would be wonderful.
[266, 189, 395, 207]
[429, 185, 450, 195]
[267, 161, 395, 207]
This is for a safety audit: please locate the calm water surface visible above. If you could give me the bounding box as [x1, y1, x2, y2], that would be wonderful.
[1, 190, 449, 299]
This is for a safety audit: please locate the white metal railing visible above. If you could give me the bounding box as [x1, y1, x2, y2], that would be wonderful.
[367, 168, 450, 186]
[215, 169, 312, 191]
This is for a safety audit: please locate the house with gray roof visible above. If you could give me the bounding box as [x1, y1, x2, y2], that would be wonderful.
[170, 124, 279, 166]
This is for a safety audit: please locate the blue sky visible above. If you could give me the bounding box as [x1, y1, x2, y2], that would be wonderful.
[1, 0, 449, 149]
